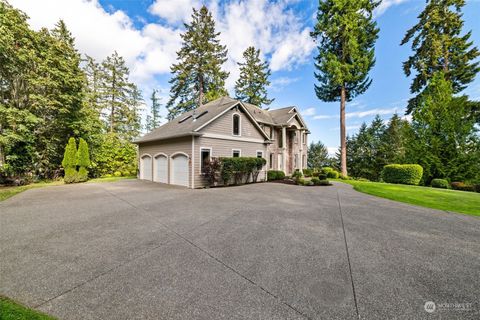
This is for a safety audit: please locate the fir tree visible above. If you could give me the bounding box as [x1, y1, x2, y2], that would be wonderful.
[307, 141, 329, 168]
[401, 0, 479, 114]
[145, 89, 162, 132]
[62, 137, 78, 183]
[166, 6, 229, 119]
[235, 46, 273, 107]
[100, 51, 141, 140]
[311, 0, 380, 176]
[76, 138, 90, 182]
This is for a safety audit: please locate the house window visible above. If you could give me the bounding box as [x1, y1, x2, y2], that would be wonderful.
[232, 149, 241, 157]
[269, 153, 273, 169]
[200, 148, 211, 173]
[278, 130, 282, 148]
[233, 114, 240, 136]
[256, 151, 263, 158]
[293, 132, 297, 144]
[303, 155, 306, 168]
[294, 154, 298, 168]
[278, 154, 283, 170]
[302, 132, 305, 144]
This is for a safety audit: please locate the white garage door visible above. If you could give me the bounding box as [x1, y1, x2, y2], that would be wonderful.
[154, 155, 168, 183]
[171, 154, 189, 187]
[140, 155, 152, 180]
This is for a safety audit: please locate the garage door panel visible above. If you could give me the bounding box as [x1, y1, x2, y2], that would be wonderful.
[141, 156, 152, 181]
[155, 156, 168, 183]
[171, 155, 189, 187]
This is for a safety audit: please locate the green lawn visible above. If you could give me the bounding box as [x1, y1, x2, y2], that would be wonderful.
[0, 176, 136, 202]
[335, 179, 480, 216]
[0, 295, 56, 320]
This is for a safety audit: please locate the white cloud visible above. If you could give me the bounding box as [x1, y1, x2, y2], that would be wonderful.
[314, 107, 399, 120]
[327, 147, 338, 156]
[11, 0, 315, 97]
[302, 107, 316, 117]
[148, 0, 200, 24]
[374, 0, 410, 17]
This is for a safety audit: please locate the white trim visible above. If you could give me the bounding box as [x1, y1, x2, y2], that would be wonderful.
[191, 136, 195, 189]
[201, 133, 266, 143]
[199, 147, 212, 174]
[140, 153, 153, 158]
[153, 152, 168, 159]
[232, 149, 241, 157]
[232, 112, 241, 136]
[171, 151, 190, 159]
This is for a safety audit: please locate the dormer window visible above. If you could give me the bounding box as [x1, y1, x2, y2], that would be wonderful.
[233, 114, 240, 136]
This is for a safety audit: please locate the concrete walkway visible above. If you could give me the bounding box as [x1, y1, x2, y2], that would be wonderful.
[0, 180, 478, 319]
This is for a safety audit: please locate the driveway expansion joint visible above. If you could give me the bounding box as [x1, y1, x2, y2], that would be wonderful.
[336, 189, 360, 319]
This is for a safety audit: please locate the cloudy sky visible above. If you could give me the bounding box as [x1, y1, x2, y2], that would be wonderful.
[10, 0, 480, 155]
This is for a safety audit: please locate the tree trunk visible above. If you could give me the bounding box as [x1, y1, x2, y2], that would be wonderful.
[198, 74, 203, 108]
[110, 70, 116, 133]
[340, 86, 347, 176]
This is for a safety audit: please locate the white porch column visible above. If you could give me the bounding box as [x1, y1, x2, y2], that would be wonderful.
[298, 129, 303, 172]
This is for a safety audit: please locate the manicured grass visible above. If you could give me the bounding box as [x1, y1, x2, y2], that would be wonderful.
[335, 179, 480, 216]
[0, 176, 136, 202]
[0, 180, 64, 202]
[0, 295, 56, 320]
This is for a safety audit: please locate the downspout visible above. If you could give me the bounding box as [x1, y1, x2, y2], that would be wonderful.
[191, 135, 195, 189]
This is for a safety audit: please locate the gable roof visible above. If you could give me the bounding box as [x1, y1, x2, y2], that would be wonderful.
[134, 97, 269, 143]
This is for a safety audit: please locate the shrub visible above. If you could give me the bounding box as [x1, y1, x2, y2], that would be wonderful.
[220, 157, 267, 185]
[203, 158, 222, 186]
[62, 138, 78, 184]
[303, 168, 313, 177]
[91, 133, 137, 178]
[76, 138, 90, 182]
[313, 172, 328, 180]
[268, 170, 285, 181]
[381, 164, 423, 185]
[431, 178, 449, 189]
[292, 170, 303, 179]
[339, 174, 351, 180]
[321, 167, 333, 174]
[78, 167, 89, 182]
[63, 167, 79, 184]
[326, 170, 339, 179]
[450, 181, 475, 192]
[315, 179, 331, 186]
[114, 171, 122, 177]
[122, 171, 131, 177]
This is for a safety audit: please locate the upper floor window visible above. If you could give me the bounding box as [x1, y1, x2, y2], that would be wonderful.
[233, 114, 240, 136]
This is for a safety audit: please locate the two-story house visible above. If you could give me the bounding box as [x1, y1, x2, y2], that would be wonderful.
[134, 96, 309, 188]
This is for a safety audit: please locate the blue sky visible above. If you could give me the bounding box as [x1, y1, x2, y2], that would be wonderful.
[11, 0, 480, 154]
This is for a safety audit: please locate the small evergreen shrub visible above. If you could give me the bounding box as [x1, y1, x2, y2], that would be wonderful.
[303, 168, 313, 177]
[450, 181, 475, 192]
[76, 138, 90, 182]
[326, 170, 339, 179]
[313, 172, 327, 180]
[77, 167, 88, 182]
[292, 170, 303, 179]
[315, 179, 331, 186]
[381, 164, 423, 185]
[62, 137, 78, 184]
[431, 178, 449, 189]
[321, 167, 333, 174]
[267, 170, 285, 181]
[114, 171, 122, 177]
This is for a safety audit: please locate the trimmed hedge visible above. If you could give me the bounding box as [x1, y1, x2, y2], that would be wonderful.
[326, 170, 339, 179]
[267, 170, 285, 181]
[220, 157, 266, 186]
[303, 168, 313, 177]
[381, 164, 423, 185]
[311, 177, 331, 186]
[431, 178, 449, 189]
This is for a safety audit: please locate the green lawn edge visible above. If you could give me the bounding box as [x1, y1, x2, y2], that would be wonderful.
[0, 176, 136, 202]
[334, 179, 480, 217]
[0, 295, 57, 320]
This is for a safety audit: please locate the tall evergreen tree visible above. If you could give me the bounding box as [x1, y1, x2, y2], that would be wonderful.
[100, 51, 141, 140]
[145, 89, 162, 132]
[234, 46, 273, 107]
[311, 0, 380, 176]
[380, 113, 410, 164]
[31, 20, 85, 177]
[307, 140, 329, 168]
[166, 6, 229, 119]
[401, 0, 479, 114]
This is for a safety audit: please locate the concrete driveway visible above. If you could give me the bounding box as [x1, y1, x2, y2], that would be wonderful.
[0, 180, 479, 319]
